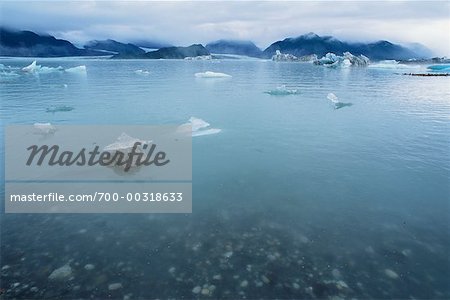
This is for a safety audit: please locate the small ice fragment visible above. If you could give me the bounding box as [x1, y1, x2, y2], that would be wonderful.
[327, 93, 339, 103]
[195, 71, 231, 78]
[134, 69, 150, 75]
[192, 286, 201, 294]
[265, 85, 299, 96]
[34, 123, 56, 135]
[84, 264, 95, 271]
[65, 65, 87, 74]
[103, 133, 150, 152]
[46, 105, 74, 113]
[177, 117, 221, 137]
[327, 93, 352, 109]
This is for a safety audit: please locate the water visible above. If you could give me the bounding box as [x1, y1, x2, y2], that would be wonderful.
[1, 57, 449, 299]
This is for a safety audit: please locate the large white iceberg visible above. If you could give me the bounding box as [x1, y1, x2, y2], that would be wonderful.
[177, 117, 221, 137]
[195, 71, 231, 78]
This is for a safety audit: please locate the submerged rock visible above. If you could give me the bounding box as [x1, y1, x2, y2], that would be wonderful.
[48, 264, 72, 281]
[384, 269, 399, 279]
[108, 283, 123, 291]
[84, 264, 95, 271]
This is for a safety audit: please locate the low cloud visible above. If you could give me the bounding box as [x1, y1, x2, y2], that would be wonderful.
[0, 1, 449, 55]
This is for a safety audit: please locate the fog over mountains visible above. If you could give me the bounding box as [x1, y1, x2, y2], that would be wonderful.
[0, 27, 435, 60]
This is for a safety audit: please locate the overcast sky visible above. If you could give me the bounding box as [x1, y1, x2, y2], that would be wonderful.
[1, 1, 449, 55]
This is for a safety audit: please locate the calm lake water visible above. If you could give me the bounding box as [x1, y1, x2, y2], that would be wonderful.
[0, 57, 449, 299]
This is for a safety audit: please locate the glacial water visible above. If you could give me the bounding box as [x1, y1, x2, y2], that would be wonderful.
[0, 57, 449, 299]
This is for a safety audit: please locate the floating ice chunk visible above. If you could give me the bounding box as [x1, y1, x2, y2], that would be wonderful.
[46, 105, 74, 113]
[185, 55, 212, 60]
[327, 93, 353, 110]
[33, 123, 56, 135]
[134, 69, 150, 75]
[192, 128, 222, 137]
[22, 61, 40, 72]
[315, 52, 369, 67]
[195, 71, 231, 78]
[272, 50, 299, 62]
[65, 65, 87, 74]
[39, 66, 64, 74]
[104, 133, 151, 152]
[0, 71, 19, 78]
[368, 60, 419, 70]
[427, 64, 450, 72]
[327, 93, 339, 103]
[177, 117, 221, 137]
[265, 85, 300, 96]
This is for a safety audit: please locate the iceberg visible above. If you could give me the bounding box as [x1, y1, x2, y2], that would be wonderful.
[272, 50, 299, 62]
[368, 60, 419, 70]
[46, 105, 75, 113]
[104, 133, 150, 152]
[185, 55, 212, 60]
[22, 61, 40, 72]
[134, 69, 150, 75]
[195, 71, 231, 78]
[177, 117, 221, 137]
[65, 65, 87, 74]
[21, 61, 83, 74]
[427, 64, 450, 72]
[314, 52, 369, 67]
[0, 70, 19, 78]
[327, 93, 353, 110]
[39, 66, 64, 74]
[102, 133, 152, 173]
[264, 85, 300, 96]
[33, 123, 56, 135]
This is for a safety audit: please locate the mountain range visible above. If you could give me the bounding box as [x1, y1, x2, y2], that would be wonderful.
[0, 27, 434, 60]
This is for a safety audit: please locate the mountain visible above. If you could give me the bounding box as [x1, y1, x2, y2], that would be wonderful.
[405, 43, 434, 59]
[205, 40, 262, 57]
[262, 33, 423, 60]
[84, 39, 145, 55]
[144, 44, 209, 59]
[0, 27, 106, 57]
[130, 40, 173, 50]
